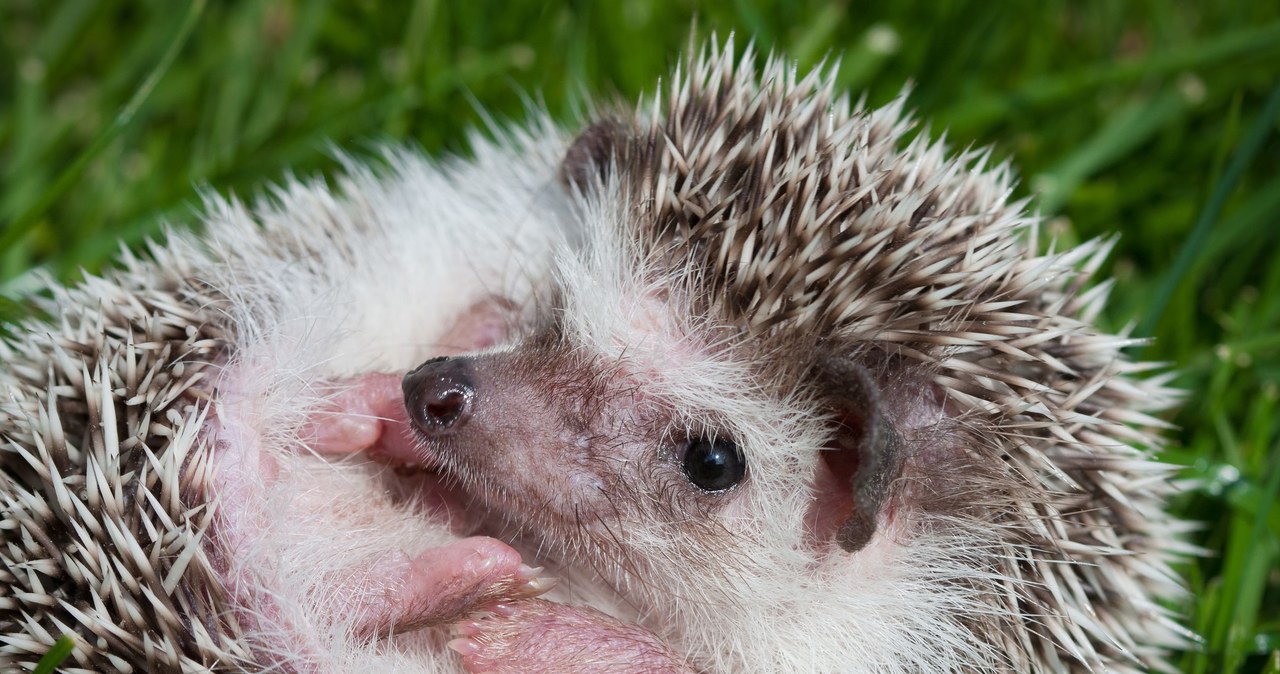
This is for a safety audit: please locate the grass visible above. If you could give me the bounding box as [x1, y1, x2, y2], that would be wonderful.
[1, 1, 1277, 671]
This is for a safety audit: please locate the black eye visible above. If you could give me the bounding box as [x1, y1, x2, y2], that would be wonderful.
[681, 437, 746, 492]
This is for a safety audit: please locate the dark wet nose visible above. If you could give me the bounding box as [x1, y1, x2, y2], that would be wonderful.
[403, 356, 476, 436]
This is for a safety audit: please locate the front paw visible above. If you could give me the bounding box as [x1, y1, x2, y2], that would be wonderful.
[353, 536, 555, 636]
[449, 599, 696, 674]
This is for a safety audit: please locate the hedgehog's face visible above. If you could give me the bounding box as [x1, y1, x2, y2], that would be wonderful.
[401, 265, 915, 600]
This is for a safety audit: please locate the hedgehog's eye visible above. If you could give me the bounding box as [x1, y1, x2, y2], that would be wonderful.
[681, 437, 746, 492]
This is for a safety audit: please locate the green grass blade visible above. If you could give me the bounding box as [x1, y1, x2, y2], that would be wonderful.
[1262, 649, 1280, 674]
[33, 635, 76, 674]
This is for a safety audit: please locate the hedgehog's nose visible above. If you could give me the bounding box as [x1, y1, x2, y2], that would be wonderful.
[403, 356, 476, 436]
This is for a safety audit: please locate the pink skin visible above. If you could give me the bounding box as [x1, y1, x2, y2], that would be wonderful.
[450, 600, 697, 674]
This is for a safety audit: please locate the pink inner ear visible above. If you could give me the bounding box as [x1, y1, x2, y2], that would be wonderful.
[805, 425, 860, 549]
[435, 296, 517, 355]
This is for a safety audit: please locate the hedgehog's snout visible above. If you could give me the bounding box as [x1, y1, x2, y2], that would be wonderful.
[404, 356, 476, 436]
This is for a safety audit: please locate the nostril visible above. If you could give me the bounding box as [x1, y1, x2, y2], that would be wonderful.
[403, 357, 476, 436]
[424, 388, 468, 427]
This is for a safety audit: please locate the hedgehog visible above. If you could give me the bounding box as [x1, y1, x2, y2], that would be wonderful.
[1, 37, 1187, 673]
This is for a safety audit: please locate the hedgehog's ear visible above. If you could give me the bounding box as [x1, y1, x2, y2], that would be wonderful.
[813, 359, 903, 553]
[560, 118, 628, 196]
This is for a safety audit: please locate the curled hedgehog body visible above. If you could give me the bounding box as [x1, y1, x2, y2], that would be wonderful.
[2, 40, 1186, 673]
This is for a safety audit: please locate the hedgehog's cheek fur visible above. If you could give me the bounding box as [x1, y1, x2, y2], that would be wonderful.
[203, 368, 549, 652]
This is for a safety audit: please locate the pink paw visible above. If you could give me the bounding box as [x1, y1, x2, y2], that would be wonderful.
[300, 372, 421, 463]
[448, 600, 695, 674]
[355, 536, 556, 636]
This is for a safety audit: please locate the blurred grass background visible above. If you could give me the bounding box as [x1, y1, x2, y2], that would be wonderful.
[1, 1, 1277, 671]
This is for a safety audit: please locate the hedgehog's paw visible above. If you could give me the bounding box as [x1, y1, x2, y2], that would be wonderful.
[355, 536, 554, 636]
[448, 599, 696, 674]
[301, 371, 421, 462]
